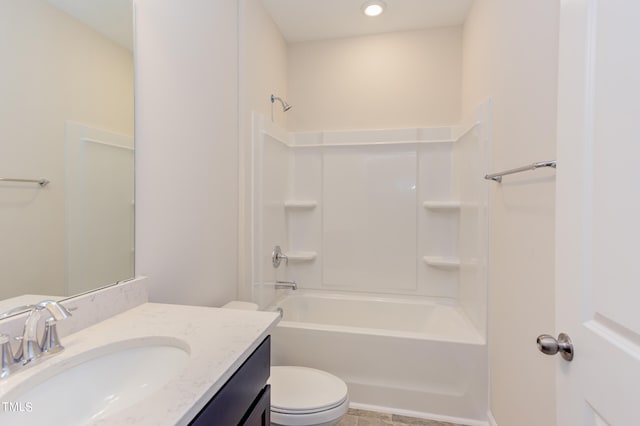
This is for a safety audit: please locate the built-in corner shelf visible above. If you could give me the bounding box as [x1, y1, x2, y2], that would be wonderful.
[423, 256, 460, 269]
[285, 251, 317, 262]
[422, 201, 461, 211]
[284, 200, 318, 210]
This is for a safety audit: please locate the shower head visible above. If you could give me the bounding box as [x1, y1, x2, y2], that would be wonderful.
[271, 94, 292, 112]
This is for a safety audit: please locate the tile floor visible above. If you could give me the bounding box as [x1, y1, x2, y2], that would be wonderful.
[336, 408, 464, 426]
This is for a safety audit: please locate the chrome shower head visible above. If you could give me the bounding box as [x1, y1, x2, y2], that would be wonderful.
[271, 94, 292, 112]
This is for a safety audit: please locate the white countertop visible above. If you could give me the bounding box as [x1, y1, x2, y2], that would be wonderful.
[0, 303, 280, 425]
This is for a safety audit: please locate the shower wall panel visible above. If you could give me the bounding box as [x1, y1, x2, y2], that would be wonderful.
[454, 102, 491, 337]
[286, 149, 322, 288]
[417, 142, 458, 298]
[284, 128, 461, 298]
[251, 118, 489, 303]
[251, 115, 291, 308]
[322, 147, 417, 291]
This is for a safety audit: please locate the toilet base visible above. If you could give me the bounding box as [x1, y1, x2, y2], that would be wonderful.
[270, 398, 349, 426]
[271, 419, 344, 426]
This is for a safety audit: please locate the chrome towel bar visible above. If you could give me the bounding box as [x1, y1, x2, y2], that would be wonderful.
[485, 161, 556, 183]
[0, 177, 50, 187]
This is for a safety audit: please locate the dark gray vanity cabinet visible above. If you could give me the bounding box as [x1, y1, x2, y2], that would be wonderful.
[189, 336, 271, 426]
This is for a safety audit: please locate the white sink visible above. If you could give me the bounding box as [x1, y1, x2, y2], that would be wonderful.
[1, 337, 190, 425]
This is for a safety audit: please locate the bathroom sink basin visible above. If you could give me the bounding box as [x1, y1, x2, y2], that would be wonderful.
[1, 337, 190, 425]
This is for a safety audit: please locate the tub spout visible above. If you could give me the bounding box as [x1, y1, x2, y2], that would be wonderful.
[264, 280, 297, 290]
[277, 280, 297, 290]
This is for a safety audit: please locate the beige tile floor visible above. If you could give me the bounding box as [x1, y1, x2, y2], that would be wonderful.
[336, 408, 464, 426]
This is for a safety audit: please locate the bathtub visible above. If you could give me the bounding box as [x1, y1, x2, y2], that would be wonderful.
[268, 291, 488, 425]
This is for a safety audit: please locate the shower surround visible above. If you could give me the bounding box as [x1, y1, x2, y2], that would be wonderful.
[251, 103, 490, 423]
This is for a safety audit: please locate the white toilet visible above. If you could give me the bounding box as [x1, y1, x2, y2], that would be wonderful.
[221, 302, 349, 426]
[269, 366, 349, 426]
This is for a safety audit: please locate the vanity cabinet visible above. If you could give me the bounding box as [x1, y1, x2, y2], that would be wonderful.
[189, 336, 271, 425]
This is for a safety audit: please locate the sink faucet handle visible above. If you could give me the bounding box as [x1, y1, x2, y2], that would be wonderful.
[1, 334, 18, 378]
[41, 318, 64, 354]
[36, 300, 72, 321]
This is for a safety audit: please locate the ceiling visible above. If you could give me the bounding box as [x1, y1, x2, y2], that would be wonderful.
[262, 0, 473, 43]
[48, 0, 133, 51]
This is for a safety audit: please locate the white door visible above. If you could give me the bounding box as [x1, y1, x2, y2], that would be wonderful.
[556, 0, 640, 424]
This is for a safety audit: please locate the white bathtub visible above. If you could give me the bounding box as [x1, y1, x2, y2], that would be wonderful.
[269, 291, 488, 425]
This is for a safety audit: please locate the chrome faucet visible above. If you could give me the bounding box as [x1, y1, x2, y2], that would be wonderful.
[1, 334, 16, 379]
[0, 300, 72, 378]
[21, 300, 72, 363]
[264, 280, 297, 290]
[275, 280, 297, 290]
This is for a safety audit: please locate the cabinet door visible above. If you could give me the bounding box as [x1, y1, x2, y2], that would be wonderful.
[241, 385, 271, 426]
[189, 337, 270, 425]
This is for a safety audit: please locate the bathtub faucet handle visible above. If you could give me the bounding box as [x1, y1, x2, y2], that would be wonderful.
[272, 245, 288, 268]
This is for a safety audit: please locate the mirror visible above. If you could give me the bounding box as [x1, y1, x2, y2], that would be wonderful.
[0, 0, 134, 315]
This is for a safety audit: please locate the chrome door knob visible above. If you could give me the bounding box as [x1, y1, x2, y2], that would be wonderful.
[536, 332, 574, 361]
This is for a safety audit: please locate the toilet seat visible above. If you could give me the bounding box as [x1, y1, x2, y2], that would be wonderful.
[272, 395, 348, 414]
[269, 366, 349, 426]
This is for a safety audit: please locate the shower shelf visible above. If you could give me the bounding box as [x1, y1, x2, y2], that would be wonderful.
[285, 251, 317, 262]
[422, 256, 460, 269]
[422, 201, 461, 210]
[284, 200, 317, 210]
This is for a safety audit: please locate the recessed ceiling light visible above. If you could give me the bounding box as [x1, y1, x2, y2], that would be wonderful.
[362, 0, 386, 17]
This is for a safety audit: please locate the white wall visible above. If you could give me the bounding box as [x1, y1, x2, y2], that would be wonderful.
[454, 104, 490, 338]
[0, 0, 133, 300]
[135, 0, 238, 306]
[287, 27, 463, 132]
[238, 0, 289, 301]
[462, 1, 559, 424]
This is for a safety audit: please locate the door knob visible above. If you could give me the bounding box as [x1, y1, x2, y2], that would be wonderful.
[536, 332, 574, 361]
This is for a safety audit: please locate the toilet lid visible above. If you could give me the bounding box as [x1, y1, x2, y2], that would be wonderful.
[269, 366, 348, 414]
